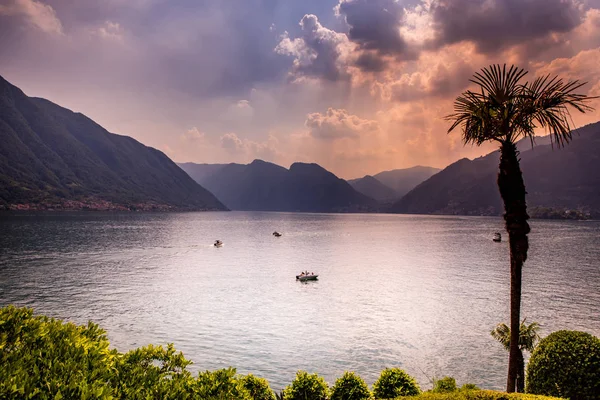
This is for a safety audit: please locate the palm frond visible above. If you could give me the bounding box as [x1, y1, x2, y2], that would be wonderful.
[447, 64, 595, 148]
[491, 323, 511, 351]
[519, 75, 596, 148]
[490, 319, 541, 352]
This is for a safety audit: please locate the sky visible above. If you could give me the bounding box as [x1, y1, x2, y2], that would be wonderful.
[1, 0, 599, 179]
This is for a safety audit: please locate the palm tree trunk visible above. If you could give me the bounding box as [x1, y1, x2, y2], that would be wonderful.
[497, 141, 530, 393]
[517, 350, 525, 393]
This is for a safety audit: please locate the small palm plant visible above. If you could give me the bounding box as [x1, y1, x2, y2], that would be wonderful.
[491, 319, 541, 392]
[447, 64, 595, 392]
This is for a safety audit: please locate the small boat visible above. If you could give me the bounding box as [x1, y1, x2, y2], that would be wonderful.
[493, 232, 502, 242]
[296, 272, 318, 281]
[214, 240, 223, 247]
[273, 231, 282, 237]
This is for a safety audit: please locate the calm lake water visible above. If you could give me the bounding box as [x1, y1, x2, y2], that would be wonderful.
[1, 212, 599, 390]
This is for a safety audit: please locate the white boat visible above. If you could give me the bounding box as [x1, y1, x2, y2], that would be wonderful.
[273, 231, 282, 237]
[214, 240, 223, 247]
[296, 272, 318, 281]
[493, 232, 502, 242]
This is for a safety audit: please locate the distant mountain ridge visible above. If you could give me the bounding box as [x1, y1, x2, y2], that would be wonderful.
[391, 122, 600, 217]
[348, 175, 398, 201]
[178, 159, 376, 212]
[366, 166, 441, 198]
[0, 75, 226, 211]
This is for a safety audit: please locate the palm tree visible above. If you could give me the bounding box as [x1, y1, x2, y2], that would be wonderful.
[491, 320, 541, 392]
[446, 64, 595, 392]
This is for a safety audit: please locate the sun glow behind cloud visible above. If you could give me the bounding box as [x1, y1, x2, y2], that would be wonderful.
[0, 0, 599, 178]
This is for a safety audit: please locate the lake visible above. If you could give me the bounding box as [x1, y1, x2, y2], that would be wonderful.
[0, 212, 599, 391]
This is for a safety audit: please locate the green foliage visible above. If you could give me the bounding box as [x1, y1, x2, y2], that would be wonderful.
[283, 371, 329, 400]
[372, 368, 421, 399]
[113, 343, 193, 399]
[526, 330, 600, 400]
[0, 305, 117, 399]
[395, 390, 561, 400]
[241, 374, 276, 400]
[490, 320, 540, 352]
[432, 377, 457, 393]
[330, 371, 371, 400]
[190, 367, 252, 400]
[460, 384, 480, 391]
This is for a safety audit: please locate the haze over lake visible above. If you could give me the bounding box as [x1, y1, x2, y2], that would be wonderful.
[1, 212, 599, 390]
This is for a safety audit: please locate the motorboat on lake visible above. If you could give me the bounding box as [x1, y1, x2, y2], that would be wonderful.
[493, 232, 502, 242]
[296, 271, 318, 281]
[214, 240, 223, 247]
[273, 231, 282, 237]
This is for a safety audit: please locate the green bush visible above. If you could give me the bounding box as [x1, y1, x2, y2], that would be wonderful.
[283, 371, 329, 400]
[432, 377, 457, 393]
[0, 305, 117, 399]
[372, 368, 420, 399]
[395, 390, 561, 400]
[526, 330, 600, 400]
[114, 343, 193, 399]
[191, 367, 252, 399]
[459, 384, 479, 391]
[242, 374, 276, 400]
[330, 371, 371, 400]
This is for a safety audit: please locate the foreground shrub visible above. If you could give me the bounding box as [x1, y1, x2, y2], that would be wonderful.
[283, 371, 329, 400]
[114, 343, 193, 399]
[0, 305, 117, 399]
[330, 371, 371, 400]
[242, 374, 276, 400]
[395, 390, 562, 400]
[526, 330, 600, 400]
[432, 377, 457, 393]
[373, 368, 420, 399]
[459, 384, 479, 391]
[191, 367, 252, 400]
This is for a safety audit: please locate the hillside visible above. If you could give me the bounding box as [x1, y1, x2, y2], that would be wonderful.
[0, 76, 226, 211]
[391, 122, 600, 217]
[371, 166, 441, 198]
[348, 175, 398, 201]
[177, 162, 228, 185]
[179, 159, 376, 212]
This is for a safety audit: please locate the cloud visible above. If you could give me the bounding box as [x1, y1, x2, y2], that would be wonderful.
[429, 0, 584, 53]
[220, 132, 245, 152]
[336, 0, 407, 56]
[181, 127, 205, 142]
[275, 14, 354, 81]
[0, 0, 63, 34]
[220, 132, 281, 162]
[305, 108, 380, 140]
[91, 21, 124, 42]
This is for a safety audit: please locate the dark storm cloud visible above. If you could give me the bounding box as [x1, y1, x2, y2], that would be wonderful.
[429, 0, 584, 53]
[354, 52, 388, 72]
[0, 0, 297, 98]
[336, 0, 406, 55]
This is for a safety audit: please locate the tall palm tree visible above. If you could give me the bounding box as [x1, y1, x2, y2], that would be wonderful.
[446, 64, 595, 392]
[491, 320, 541, 392]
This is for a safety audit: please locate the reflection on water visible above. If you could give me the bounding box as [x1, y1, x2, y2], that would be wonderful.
[1, 212, 599, 390]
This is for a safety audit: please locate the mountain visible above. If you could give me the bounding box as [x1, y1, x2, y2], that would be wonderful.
[0, 75, 226, 211]
[391, 122, 600, 217]
[348, 175, 398, 201]
[179, 159, 376, 212]
[177, 162, 228, 184]
[370, 166, 441, 198]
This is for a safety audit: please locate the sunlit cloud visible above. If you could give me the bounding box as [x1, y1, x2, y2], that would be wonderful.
[1, 0, 599, 178]
[0, 0, 63, 34]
